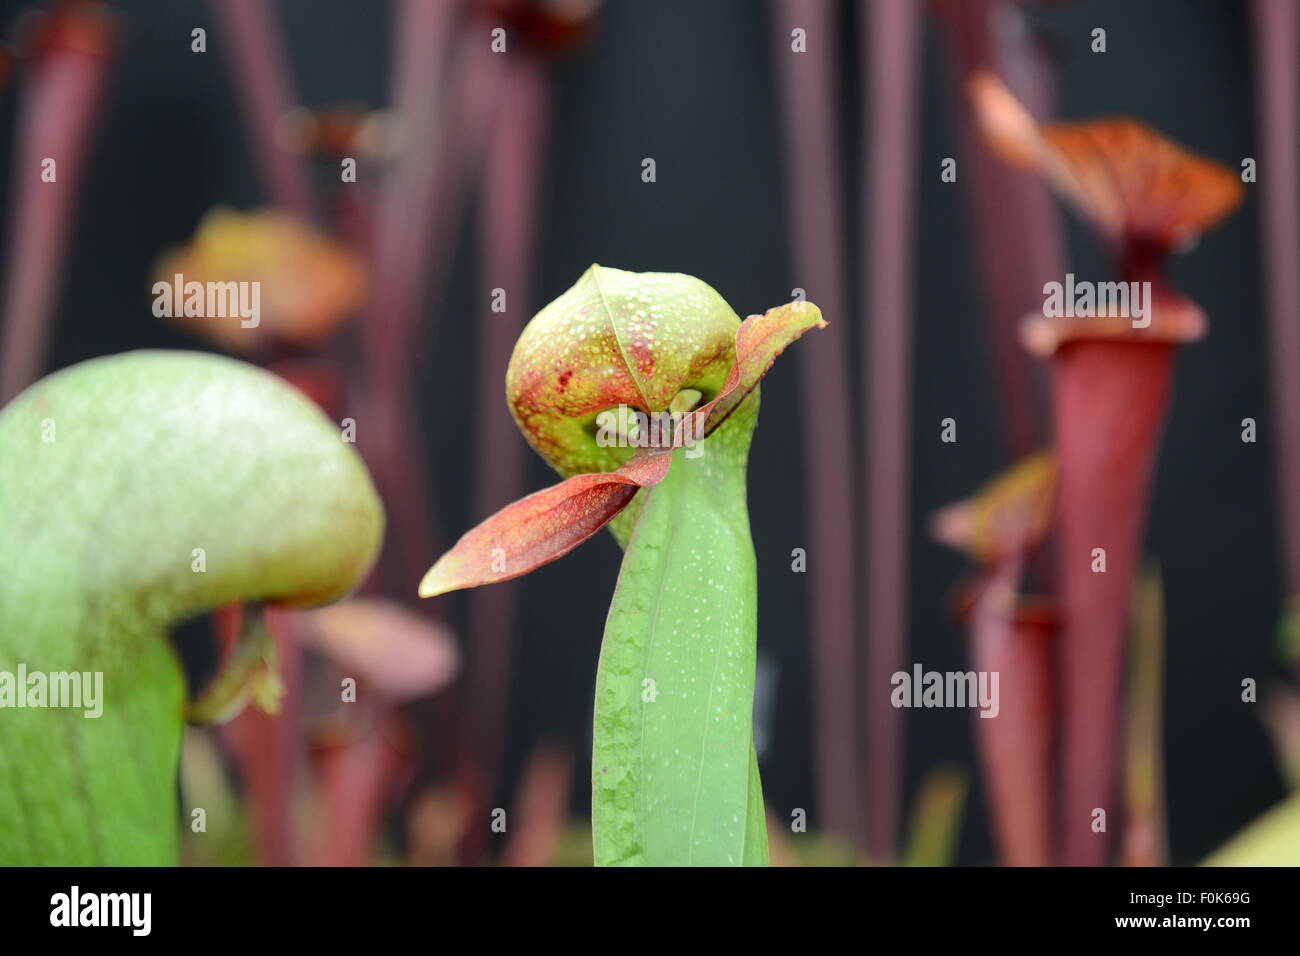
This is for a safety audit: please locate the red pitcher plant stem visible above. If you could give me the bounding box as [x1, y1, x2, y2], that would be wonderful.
[861, 0, 922, 862]
[772, 0, 859, 847]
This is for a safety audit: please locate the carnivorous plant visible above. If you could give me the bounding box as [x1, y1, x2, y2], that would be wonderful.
[419, 265, 824, 865]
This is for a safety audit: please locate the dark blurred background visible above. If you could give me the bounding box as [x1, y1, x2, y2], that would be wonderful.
[0, 0, 1284, 863]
